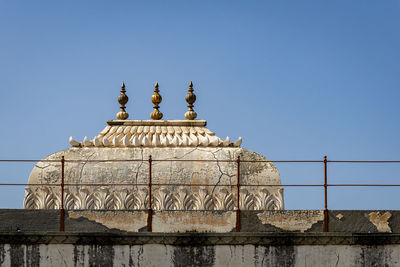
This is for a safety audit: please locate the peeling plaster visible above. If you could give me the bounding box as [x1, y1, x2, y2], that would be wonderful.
[69, 211, 147, 232]
[153, 211, 235, 232]
[257, 211, 324, 232]
[368, 211, 392, 233]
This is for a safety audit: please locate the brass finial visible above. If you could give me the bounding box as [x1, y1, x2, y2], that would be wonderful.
[116, 82, 129, 120]
[150, 82, 163, 120]
[184, 81, 197, 120]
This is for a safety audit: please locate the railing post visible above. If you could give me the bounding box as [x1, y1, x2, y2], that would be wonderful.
[323, 155, 329, 232]
[147, 155, 153, 232]
[60, 156, 65, 232]
[236, 155, 241, 232]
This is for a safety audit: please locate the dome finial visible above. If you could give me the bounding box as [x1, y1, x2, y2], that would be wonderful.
[150, 81, 163, 120]
[185, 81, 197, 120]
[116, 82, 129, 120]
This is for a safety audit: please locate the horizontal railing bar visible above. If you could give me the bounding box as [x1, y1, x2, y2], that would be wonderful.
[152, 159, 234, 162]
[0, 160, 43, 162]
[1, 183, 400, 187]
[153, 160, 323, 163]
[63, 183, 148, 186]
[0, 183, 148, 186]
[244, 160, 324, 163]
[0, 159, 323, 163]
[0, 183, 300, 187]
[327, 160, 400, 163]
[2, 159, 400, 163]
[151, 184, 294, 187]
[0, 159, 322, 163]
[328, 184, 400, 187]
[151, 184, 320, 187]
[64, 159, 146, 163]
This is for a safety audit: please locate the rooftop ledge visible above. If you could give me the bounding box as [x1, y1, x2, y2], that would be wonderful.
[107, 120, 207, 127]
[0, 232, 399, 246]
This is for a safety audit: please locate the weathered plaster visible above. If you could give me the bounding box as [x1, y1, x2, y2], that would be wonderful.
[1, 210, 400, 233]
[152, 211, 235, 233]
[0, 238, 400, 267]
[336, 213, 344, 220]
[69, 211, 147, 232]
[257, 210, 324, 232]
[25, 147, 283, 211]
[368, 211, 392, 233]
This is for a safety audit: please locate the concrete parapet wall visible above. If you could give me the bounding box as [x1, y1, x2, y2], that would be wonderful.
[1, 209, 400, 233]
[1, 208, 400, 266]
[0, 233, 399, 266]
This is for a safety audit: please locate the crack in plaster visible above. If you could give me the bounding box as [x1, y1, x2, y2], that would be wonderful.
[154, 147, 198, 164]
[208, 148, 235, 194]
[134, 149, 144, 192]
[335, 252, 339, 267]
[34, 163, 51, 170]
[78, 152, 96, 182]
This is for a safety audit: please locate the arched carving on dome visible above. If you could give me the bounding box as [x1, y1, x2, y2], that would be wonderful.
[64, 190, 80, 210]
[177, 189, 196, 210]
[214, 188, 235, 210]
[193, 189, 215, 210]
[153, 188, 179, 210]
[35, 187, 60, 209]
[239, 189, 255, 210]
[24, 188, 39, 209]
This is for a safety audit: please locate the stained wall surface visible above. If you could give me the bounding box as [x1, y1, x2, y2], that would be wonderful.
[0, 233, 399, 266]
[1, 210, 399, 266]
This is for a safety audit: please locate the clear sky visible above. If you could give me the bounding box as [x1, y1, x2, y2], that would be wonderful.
[0, 1, 399, 209]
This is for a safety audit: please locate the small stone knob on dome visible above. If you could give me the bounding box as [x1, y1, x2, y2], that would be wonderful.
[150, 82, 163, 120]
[185, 81, 197, 120]
[116, 82, 129, 120]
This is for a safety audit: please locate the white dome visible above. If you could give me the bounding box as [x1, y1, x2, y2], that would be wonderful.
[24, 120, 283, 211]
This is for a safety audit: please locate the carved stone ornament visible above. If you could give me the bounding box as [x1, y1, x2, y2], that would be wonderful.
[116, 82, 129, 120]
[69, 120, 242, 148]
[24, 186, 283, 211]
[150, 82, 163, 120]
[184, 81, 197, 120]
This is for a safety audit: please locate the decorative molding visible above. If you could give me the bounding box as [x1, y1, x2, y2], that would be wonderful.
[24, 186, 283, 211]
[69, 122, 242, 148]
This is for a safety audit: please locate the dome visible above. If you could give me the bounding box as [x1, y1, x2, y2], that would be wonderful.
[24, 82, 284, 212]
[24, 120, 283, 211]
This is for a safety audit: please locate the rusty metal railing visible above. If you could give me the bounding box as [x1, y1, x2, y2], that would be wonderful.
[1, 156, 400, 232]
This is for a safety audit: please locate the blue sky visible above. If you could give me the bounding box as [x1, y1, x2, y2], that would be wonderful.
[0, 1, 399, 209]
